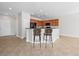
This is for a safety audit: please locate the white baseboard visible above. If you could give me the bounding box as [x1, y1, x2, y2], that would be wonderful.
[16, 35, 24, 39]
[0, 34, 15, 37]
[60, 33, 79, 38]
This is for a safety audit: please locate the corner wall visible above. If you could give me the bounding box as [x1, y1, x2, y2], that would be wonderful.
[60, 13, 79, 38]
[16, 11, 30, 39]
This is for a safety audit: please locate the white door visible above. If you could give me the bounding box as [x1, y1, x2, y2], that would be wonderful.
[0, 20, 11, 36]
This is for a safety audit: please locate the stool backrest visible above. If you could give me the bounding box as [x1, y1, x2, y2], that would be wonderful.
[45, 28, 52, 34]
[33, 28, 41, 35]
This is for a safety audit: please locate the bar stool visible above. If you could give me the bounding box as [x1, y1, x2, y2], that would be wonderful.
[43, 28, 53, 48]
[33, 28, 41, 48]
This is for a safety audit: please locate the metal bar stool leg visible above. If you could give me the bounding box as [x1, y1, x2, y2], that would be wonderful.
[43, 35, 45, 47]
[43, 35, 45, 43]
[39, 35, 41, 48]
[50, 35, 53, 47]
[45, 35, 47, 48]
[33, 35, 35, 48]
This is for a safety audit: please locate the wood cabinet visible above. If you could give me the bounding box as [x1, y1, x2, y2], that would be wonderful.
[30, 18, 59, 27]
[37, 21, 44, 26]
[43, 19, 59, 26]
[30, 19, 44, 26]
[51, 19, 59, 26]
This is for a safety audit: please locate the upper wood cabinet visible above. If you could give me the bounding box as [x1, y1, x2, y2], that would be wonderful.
[30, 18, 59, 26]
[37, 21, 44, 26]
[30, 19, 43, 26]
[51, 19, 59, 26]
[43, 19, 59, 26]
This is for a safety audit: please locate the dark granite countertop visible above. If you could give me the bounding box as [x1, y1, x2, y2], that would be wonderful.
[25, 27, 59, 29]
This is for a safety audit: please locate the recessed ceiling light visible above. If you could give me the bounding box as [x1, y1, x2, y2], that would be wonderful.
[9, 8, 12, 10]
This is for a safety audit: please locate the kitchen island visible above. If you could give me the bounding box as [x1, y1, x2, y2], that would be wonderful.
[26, 27, 59, 43]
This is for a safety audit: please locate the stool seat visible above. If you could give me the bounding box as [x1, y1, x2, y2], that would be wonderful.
[44, 33, 52, 35]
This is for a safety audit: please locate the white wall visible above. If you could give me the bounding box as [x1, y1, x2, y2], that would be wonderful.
[22, 11, 30, 38]
[60, 13, 79, 38]
[16, 12, 22, 38]
[16, 11, 30, 39]
[10, 16, 16, 35]
[15, 15, 19, 37]
[0, 15, 16, 36]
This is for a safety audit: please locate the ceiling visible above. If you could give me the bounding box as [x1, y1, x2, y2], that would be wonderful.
[0, 2, 79, 19]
